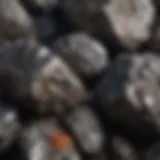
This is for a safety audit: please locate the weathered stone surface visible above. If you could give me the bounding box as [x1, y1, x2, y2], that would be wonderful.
[0, 40, 88, 114]
[0, 102, 20, 153]
[0, 0, 33, 40]
[19, 119, 81, 160]
[64, 105, 106, 154]
[53, 32, 108, 77]
[62, 0, 155, 49]
[94, 53, 160, 135]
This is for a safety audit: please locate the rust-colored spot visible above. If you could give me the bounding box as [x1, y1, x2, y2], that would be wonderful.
[48, 131, 72, 150]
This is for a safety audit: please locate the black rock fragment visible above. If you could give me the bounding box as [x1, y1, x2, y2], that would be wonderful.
[53, 32, 108, 78]
[94, 53, 160, 136]
[19, 119, 81, 160]
[0, 102, 20, 153]
[108, 135, 138, 160]
[61, 0, 155, 50]
[0, 0, 33, 40]
[0, 40, 88, 114]
[64, 105, 106, 155]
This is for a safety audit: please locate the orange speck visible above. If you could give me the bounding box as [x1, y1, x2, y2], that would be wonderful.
[48, 131, 72, 150]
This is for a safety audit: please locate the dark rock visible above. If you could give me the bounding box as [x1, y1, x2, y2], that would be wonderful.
[94, 53, 160, 136]
[53, 32, 108, 78]
[0, 0, 33, 40]
[64, 105, 106, 155]
[108, 135, 138, 160]
[0, 40, 88, 114]
[19, 119, 81, 160]
[61, 0, 155, 50]
[0, 102, 20, 153]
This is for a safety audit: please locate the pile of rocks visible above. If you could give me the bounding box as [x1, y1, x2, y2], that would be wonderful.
[0, 0, 160, 160]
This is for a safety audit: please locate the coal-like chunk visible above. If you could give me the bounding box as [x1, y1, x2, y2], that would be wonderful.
[64, 106, 106, 154]
[53, 32, 108, 77]
[94, 53, 160, 135]
[0, 0, 33, 40]
[0, 40, 88, 114]
[19, 119, 81, 160]
[145, 142, 160, 160]
[61, 0, 155, 49]
[0, 102, 20, 153]
[108, 135, 138, 160]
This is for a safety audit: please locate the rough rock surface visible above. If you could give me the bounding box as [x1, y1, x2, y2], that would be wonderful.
[0, 40, 88, 114]
[19, 119, 81, 160]
[64, 105, 106, 154]
[0, 0, 33, 40]
[53, 32, 108, 77]
[0, 0, 159, 160]
[0, 102, 20, 153]
[61, 0, 155, 49]
[94, 54, 160, 135]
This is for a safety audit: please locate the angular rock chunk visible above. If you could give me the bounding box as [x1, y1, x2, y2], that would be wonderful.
[64, 105, 106, 154]
[94, 53, 160, 135]
[19, 119, 81, 160]
[61, 0, 155, 49]
[53, 32, 108, 77]
[0, 40, 88, 114]
[0, 102, 20, 153]
[0, 0, 33, 40]
[104, 0, 155, 49]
